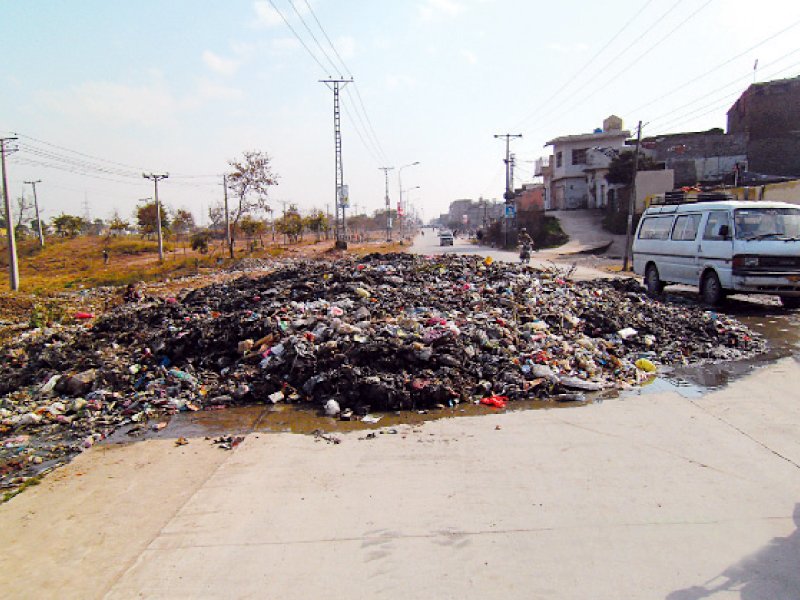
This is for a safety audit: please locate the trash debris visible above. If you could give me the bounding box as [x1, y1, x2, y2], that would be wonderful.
[0, 253, 766, 494]
[635, 358, 657, 373]
[480, 395, 508, 409]
[175, 436, 189, 446]
[212, 435, 244, 450]
[361, 414, 382, 424]
[312, 429, 341, 444]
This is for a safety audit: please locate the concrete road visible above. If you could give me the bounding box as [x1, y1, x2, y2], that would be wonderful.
[410, 230, 613, 280]
[2, 357, 799, 599]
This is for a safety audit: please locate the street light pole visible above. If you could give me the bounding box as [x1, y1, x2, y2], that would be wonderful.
[379, 166, 394, 242]
[398, 161, 419, 241]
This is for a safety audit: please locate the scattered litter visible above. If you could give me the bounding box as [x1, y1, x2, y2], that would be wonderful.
[212, 435, 244, 450]
[312, 429, 341, 444]
[361, 414, 382, 424]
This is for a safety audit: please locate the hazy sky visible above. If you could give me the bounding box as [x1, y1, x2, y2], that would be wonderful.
[2, 0, 799, 225]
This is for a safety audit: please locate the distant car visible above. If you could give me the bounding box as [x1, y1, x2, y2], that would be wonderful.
[439, 230, 454, 246]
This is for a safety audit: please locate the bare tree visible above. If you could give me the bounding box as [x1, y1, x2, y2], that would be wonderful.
[226, 151, 279, 257]
[15, 194, 34, 228]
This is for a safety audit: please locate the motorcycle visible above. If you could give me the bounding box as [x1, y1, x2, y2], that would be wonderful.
[519, 243, 531, 264]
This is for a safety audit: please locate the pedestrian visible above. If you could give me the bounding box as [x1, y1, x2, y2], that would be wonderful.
[102, 249, 109, 265]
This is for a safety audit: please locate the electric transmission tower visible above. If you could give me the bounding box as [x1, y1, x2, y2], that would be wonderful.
[320, 77, 353, 249]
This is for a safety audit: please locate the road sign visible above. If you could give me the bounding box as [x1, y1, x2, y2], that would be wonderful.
[505, 205, 516, 219]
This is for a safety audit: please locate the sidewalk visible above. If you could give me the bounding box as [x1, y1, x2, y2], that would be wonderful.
[547, 209, 627, 257]
[2, 358, 799, 599]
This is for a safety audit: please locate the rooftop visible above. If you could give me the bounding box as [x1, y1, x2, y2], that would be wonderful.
[546, 129, 631, 146]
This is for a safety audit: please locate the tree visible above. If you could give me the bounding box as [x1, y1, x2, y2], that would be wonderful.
[15, 194, 34, 229]
[52, 214, 85, 238]
[239, 216, 266, 245]
[305, 210, 329, 242]
[605, 151, 660, 186]
[30, 219, 49, 236]
[172, 209, 196, 237]
[191, 230, 212, 254]
[208, 202, 226, 232]
[108, 212, 131, 236]
[136, 202, 170, 238]
[275, 204, 303, 243]
[226, 150, 279, 257]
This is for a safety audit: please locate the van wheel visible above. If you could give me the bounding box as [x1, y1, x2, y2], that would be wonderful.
[700, 271, 725, 306]
[644, 264, 665, 296]
[780, 296, 800, 310]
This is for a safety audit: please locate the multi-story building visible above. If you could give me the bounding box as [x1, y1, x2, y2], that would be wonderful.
[543, 115, 630, 209]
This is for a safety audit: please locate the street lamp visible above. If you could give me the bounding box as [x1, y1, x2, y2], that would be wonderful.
[398, 161, 420, 241]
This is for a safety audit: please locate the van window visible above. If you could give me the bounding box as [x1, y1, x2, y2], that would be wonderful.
[671, 214, 701, 241]
[734, 207, 800, 240]
[703, 211, 731, 241]
[638, 216, 673, 240]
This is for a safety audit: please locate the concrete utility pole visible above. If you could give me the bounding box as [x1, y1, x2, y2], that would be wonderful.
[623, 121, 643, 273]
[1, 137, 19, 291]
[379, 166, 394, 241]
[398, 161, 420, 241]
[24, 179, 44, 247]
[494, 133, 522, 248]
[142, 173, 169, 262]
[320, 77, 353, 249]
[223, 175, 232, 258]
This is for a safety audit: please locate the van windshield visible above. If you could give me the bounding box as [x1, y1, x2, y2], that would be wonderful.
[734, 207, 800, 240]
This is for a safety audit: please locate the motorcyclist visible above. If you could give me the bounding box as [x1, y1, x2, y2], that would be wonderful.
[518, 228, 533, 264]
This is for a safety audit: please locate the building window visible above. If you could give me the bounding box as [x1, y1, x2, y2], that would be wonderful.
[571, 148, 587, 165]
[556, 151, 563, 168]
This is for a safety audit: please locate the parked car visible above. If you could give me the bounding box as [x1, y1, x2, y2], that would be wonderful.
[438, 229, 454, 246]
[632, 199, 800, 307]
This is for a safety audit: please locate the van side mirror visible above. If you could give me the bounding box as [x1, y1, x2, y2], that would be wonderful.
[718, 224, 730, 239]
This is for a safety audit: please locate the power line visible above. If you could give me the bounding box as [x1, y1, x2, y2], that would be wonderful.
[647, 60, 800, 131]
[626, 16, 800, 115]
[288, 0, 341, 76]
[266, 0, 330, 75]
[647, 53, 800, 126]
[293, 0, 391, 164]
[513, 0, 657, 129]
[538, 0, 710, 129]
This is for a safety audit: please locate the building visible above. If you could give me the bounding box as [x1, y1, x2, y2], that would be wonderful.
[514, 183, 546, 212]
[727, 75, 800, 177]
[442, 198, 504, 230]
[638, 129, 747, 188]
[543, 115, 631, 209]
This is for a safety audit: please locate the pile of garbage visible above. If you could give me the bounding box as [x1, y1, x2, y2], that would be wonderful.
[1, 253, 763, 491]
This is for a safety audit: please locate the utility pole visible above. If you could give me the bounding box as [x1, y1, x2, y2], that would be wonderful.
[24, 179, 44, 247]
[320, 78, 353, 249]
[142, 173, 169, 262]
[379, 166, 394, 242]
[1, 137, 19, 290]
[623, 121, 643, 272]
[222, 175, 232, 258]
[398, 162, 420, 242]
[494, 133, 522, 248]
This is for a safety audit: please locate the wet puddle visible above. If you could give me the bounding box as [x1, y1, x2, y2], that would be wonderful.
[105, 298, 800, 443]
[628, 299, 800, 398]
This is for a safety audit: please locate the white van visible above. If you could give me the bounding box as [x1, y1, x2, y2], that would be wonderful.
[632, 199, 800, 307]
